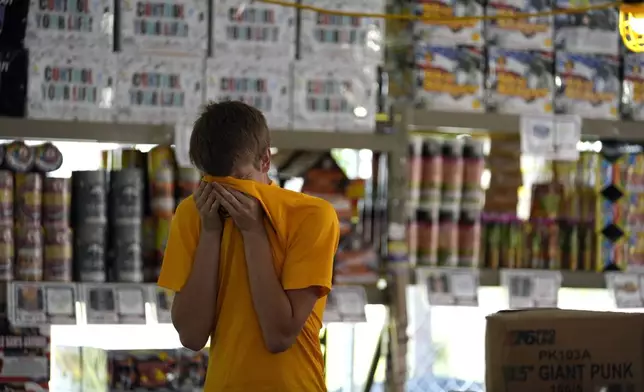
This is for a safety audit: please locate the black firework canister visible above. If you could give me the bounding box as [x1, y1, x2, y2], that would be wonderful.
[15, 226, 43, 281]
[0, 171, 13, 226]
[109, 169, 144, 283]
[44, 227, 72, 282]
[42, 177, 70, 227]
[110, 223, 143, 283]
[14, 173, 42, 227]
[0, 226, 13, 281]
[74, 223, 107, 283]
[109, 169, 144, 225]
[71, 171, 108, 226]
[72, 171, 108, 282]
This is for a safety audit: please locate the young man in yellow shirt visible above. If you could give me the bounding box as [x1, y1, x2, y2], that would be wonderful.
[158, 101, 340, 391]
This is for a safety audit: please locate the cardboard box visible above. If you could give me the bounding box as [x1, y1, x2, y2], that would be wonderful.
[486, 309, 644, 392]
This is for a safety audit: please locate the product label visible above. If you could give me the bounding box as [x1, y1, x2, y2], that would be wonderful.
[116, 56, 202, 123]
[305, 78, 353, 114]
[120, 0, 207, 54]
[502, 329, 637, 392]
[413, 0, 483, 46]
[213, 1, 294, 58]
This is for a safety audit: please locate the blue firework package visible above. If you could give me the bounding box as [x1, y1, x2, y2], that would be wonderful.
[414, 45, 484, 112]
[555, 52, 619, 119]
[0, 0, 28, 49]
[554, 0, 619, 55]
[413, 0, 484, 46]
[487, 48, 554, 115]
[485, 0, 553, 50]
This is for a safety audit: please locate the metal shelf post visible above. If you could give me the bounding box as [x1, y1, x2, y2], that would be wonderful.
[385, 105, 411, 392]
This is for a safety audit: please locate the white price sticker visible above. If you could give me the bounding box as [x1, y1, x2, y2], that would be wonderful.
[83, 285, 119, 324]
[328, 286, 367, 323]
[174, 122, 193, 169]
[419, 267, 479, 307]
[501, 269, 562, 308]
[8, 282, 78, 327]
[605, 273, 644, 308]
[82, 284, 149, 324]
[520, 114, 581, 161]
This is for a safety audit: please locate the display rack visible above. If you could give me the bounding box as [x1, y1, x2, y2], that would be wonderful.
[3, 108, 637, 392]
[0, 117, 402, 151]
[409, 109, 644, 140]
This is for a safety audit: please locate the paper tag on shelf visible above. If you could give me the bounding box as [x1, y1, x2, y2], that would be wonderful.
[328, 286, 367, 323]
[174, 122, 193, 169]
[605, 273, 644, 308]
[151, 286, 175, 324]
[82, 284, 119, 324]
[501, 269, 562, 308]
[8, 282, 78, 327]
[520, 115, 581, 161]
[419, 268, 480, 306]
[116, 285, 147, 324]
[82, 284, 148, 324]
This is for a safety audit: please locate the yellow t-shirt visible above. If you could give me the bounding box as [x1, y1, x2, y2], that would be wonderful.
[158, 177, 340, 392]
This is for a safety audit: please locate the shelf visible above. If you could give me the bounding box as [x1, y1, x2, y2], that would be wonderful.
[409, 110, 644, 141]
[0, 117, 174, 144]
[0, 117, 402, 152]
[271, 130, 400, 152]
[479, 269, 606, 289]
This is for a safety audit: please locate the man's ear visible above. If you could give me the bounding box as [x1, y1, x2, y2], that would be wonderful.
[260, 148, 271, 173]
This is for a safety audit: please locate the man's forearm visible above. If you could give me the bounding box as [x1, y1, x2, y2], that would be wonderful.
[242, 230, 294, 352]
[171, 230, 221, 350]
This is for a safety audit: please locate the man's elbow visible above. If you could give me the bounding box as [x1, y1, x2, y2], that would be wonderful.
[178, 332, 209, 352]
[264, 331, 297, 354]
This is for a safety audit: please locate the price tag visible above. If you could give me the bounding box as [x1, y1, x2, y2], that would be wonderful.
[82, 284, 149, 324]
[116, 285, 147, 324]
[605, 273, 644, 308]
[8, 282, 78, 327]
[150, 286, 175, 324]
[328, 286, 367, 322]
[174, 122, 193, 168]
[419, 268, 479, 306]
[501, 269, 562, 308]
[82, 284, 119, 324]
[520, 114, 581, 161]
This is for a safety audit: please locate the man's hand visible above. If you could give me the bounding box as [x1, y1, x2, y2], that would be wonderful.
[194, 181, 223, 233]
[211, 182, 264, 234]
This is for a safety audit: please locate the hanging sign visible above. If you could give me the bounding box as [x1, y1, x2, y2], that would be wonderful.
[8, 282, 78, 327]
[418, 267, 479, 306]
[119, 0, 208, 56]
[605, 272, 644, 308]
[520, 114, 581, 161]
[501, 269, 562, 308]
[82, 283, 148, 324]
[326, 285, 368, 323]
[151, 286, 175, 324]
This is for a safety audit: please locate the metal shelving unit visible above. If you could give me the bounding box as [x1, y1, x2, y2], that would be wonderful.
[0, 117, 401, 151]
[2, 110, 626, 392]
